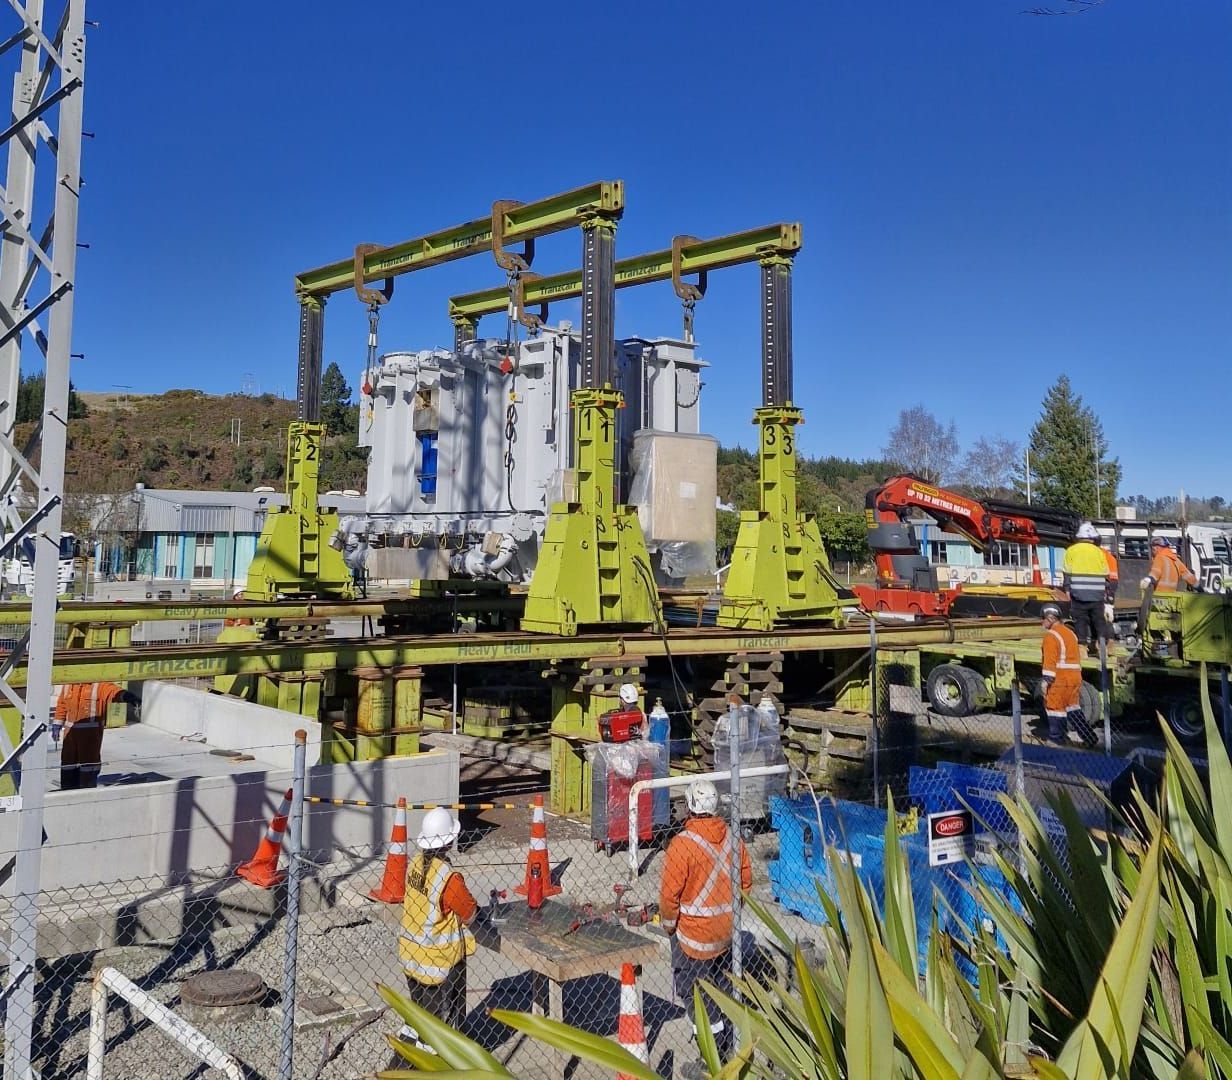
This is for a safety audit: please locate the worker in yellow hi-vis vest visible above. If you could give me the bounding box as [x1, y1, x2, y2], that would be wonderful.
[397, 807, 476, 1049]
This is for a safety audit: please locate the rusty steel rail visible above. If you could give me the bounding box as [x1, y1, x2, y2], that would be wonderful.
[0, 618, 1040, 688]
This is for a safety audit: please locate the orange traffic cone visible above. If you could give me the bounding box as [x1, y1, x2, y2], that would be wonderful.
[616, 963, 648, 1076]
[513, 794, 561, 901]
[368, 797, 409, 903]
[1031, 550, 1044, 587]
[237, 788, 292, 888]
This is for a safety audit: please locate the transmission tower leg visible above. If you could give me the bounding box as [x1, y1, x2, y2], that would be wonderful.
[2, 4, 87, 1075]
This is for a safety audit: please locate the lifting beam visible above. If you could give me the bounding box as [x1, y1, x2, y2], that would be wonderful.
[716, 251, 852, 630]
[448, 224, 802, 327]
[246, 182, 625, 599]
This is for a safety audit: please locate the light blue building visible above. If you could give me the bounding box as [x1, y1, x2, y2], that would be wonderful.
[94, 487, 364, 591]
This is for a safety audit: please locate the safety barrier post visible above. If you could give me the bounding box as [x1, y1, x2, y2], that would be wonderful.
[1098, 638, 1111, 754]
[728, 702, 744, 1045]
[87, 967, 245, 1080]
[869, 620, 880, 807]
[279, 729, 307, 1080]
[1010, 681, 1024, 802]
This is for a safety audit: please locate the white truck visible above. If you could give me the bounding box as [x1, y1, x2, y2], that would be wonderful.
[2, 532, 76, 597]
[1095, 521, 1232, 596]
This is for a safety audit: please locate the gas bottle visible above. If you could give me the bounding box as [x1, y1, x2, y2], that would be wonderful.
[648, 698, 670, 745]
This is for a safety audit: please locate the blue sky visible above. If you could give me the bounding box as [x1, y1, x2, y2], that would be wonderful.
[66, 1, 1229, 496]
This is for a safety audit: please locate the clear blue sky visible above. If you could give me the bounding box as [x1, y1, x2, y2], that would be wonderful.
[68, 1, 1230, 497]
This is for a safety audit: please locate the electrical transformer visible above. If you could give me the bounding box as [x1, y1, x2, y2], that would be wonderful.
[355, 325, 715, 583]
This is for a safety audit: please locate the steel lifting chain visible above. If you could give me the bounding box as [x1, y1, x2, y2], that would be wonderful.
[682, 297, 697, 344]
[363, 302, 381, 396]
[503, 269, 520, 493]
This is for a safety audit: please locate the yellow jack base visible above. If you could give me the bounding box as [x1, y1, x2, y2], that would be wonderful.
[521, 503, 662, 636]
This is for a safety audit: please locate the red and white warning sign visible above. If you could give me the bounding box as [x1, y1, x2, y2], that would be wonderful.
[927, 809, 974, 866]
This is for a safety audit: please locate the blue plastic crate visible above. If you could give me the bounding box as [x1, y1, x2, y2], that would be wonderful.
[769, 796, 888, 925]
[909, 762, 1012, 836]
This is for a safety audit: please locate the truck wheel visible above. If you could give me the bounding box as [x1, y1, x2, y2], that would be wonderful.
[926, 664, 976, 717]
[1079, 681, 1103, 729]
[1167, 698, 1205, 743]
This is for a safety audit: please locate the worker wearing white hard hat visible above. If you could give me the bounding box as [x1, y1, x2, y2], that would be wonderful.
[399, 806, 476, 1047]
[1062, 522, 1110, 654]
[224, 586, 253, 628]
[659, 778, 752, 1064]
[618, 683, 640, 706]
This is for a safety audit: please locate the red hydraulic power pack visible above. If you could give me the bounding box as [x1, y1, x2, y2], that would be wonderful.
[599, 707, 644, 743]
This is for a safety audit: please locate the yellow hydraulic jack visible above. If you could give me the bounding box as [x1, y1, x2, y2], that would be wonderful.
[522, 214, 661, 636]
[245, 414, 354, 601]
[718, 255, 850, 630]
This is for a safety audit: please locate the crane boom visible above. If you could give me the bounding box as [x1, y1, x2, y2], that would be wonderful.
[854, 474, 1079, 618]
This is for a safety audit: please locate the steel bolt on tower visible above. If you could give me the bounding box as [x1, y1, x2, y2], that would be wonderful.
[521, 212, 661, 636]
[718, 251, 850, 630]
[0, 1, 87, 1074]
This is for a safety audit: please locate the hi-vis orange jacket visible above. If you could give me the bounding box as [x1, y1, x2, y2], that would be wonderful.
[1041, 622, 1082, 718]
[54, 682, 123, 728]
[1148, 548, 1197, 594]
[659, 816, 752, 960]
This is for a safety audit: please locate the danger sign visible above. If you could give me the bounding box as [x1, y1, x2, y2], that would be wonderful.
[927, 809, 974, 867]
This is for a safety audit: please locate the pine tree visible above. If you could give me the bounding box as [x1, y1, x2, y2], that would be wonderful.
[1024, 375, 1120, 518]
[319, 362, 353, 436]
[14, 372, 86, 422]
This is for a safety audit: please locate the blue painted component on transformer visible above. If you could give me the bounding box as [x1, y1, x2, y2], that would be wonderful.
[418, 433, 438, 495]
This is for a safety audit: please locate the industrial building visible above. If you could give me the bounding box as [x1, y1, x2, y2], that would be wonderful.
[91, 487, 365, 591]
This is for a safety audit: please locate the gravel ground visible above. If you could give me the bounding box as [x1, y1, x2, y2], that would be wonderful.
[22, 804, 810, 1079]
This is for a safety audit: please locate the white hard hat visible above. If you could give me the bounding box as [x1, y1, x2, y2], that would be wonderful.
[686, 779, 719, 816]
[232, 587, 245, 599]
[416, 807, 460, 850]
[618, 683, 639, 706]
[1040, 603, 1062, 621]
[1077, 522, 1099, 540]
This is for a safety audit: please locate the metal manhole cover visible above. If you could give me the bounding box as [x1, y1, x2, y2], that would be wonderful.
[302, 995, 344, 1017]
[181, 969, 266, 1007]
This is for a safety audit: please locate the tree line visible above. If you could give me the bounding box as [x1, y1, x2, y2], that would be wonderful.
[882, 375, 1124, 518]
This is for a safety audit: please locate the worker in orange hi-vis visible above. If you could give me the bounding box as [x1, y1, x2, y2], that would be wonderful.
[1039, 604, 1097, 749]
[659, 779, 752, 1064]
[53, 681, 135, 789]
[398, 808, 477, 1050]
[1142, 537, 1198, 595]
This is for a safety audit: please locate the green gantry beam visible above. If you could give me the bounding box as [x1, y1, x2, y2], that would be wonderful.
[3, 618, 1040, 688]
[295, 181, 625, 298]
[448, 222, 802, 321]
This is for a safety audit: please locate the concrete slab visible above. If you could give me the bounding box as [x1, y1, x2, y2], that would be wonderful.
[47, 722, 280, 791]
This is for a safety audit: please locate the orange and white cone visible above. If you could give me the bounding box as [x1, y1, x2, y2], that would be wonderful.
[616, 963, 648, 1075]
[237, 788, 292, 888]
[368, 797, 409, 903]
[513, 794, 561, 899]
[1031, 550, 1044, 587]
